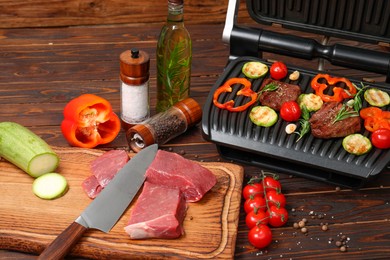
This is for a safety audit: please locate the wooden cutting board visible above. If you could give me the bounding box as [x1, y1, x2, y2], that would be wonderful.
[0, 147, 244, 259]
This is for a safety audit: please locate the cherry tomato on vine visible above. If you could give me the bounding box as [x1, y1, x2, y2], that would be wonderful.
[266, 190, 286, 208]
[280, 101, 301, 122]
[248, 224, 273, 249]
[371, 128, 390, 149]
[261, 176, 282, 192]
[246, 210, 269, 229]
[267, 206, 288, 227]
[270, 61, 288, 80]
[242, 182, 264, 200]
[244, 195, 267, 213]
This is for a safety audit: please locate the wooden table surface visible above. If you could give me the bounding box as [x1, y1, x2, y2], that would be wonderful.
[1, 4, 390, 259]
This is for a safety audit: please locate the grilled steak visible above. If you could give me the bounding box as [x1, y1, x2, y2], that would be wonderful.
[309, 102, 361, 139]
[258, 78, 301, 111]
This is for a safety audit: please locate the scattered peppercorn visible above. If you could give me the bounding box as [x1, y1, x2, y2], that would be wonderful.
[321, 224, 328, 231]
[340, 246, 347, 252]
[298, 220, 306, 228]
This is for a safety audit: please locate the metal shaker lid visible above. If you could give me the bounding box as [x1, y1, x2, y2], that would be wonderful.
[120, 48, 150, 85]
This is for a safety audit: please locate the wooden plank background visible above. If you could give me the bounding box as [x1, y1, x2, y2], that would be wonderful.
[1, 0, 390, 259]
[0, 0, 251, 28]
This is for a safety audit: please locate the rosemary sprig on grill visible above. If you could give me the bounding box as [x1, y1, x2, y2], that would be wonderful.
[295, 105, 311, 141]
[332, 83, 367, 124]
[258, 82, 279, 96]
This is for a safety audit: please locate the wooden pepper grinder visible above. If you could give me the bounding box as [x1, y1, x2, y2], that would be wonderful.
[126, 98, 202, 152]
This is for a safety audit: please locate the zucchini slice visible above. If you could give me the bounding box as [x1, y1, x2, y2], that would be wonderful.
[364, 88, 390, 107]
[242, 61, 268, 79]
[342, 134, 372, 155]
[297, 93, 323, 112]
[32, 173, 68, 200]
[249, 106, 278, 127]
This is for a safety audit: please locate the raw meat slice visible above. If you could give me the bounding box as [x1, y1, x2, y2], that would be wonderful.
[90, 149, 129, 187]
[124, 181, 187, 239]
[82, 149, 129, 199]
[81, 175, 102, 199]
[145, 150, 217, 202]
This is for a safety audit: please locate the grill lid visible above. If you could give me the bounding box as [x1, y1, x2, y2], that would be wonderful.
[246, 0, 390, 45]
[223, 0, 390, 82]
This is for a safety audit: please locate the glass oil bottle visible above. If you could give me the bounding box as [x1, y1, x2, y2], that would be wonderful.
[156, 0, 192, 112]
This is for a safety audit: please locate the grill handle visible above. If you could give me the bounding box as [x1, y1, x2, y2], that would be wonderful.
[229, 25, 390, 82]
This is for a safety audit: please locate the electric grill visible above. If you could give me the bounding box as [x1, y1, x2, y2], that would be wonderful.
[201, 0, 390, 188]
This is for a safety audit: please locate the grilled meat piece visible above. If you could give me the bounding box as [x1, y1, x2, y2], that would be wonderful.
[309, 102, 361, 139]
[258, 78, 301, 111]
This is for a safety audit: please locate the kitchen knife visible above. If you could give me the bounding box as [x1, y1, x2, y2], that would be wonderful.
[38, 144, 158, 260]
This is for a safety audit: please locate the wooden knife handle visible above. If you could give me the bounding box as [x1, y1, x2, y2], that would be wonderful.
[38, 221, 87, 260]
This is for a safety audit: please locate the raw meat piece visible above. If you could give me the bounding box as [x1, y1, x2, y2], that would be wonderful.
[90, 149, 129, 187]
[309, 102, 361, 139]
[82, 149, 129, 199]
[81, 175, 102, 199]
[145, 150, 217, 202]
[124, 181, 187, 239]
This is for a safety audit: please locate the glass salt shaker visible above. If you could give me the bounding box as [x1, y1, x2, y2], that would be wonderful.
[119, 48, 150, 131]
[126, 98, 202, 152]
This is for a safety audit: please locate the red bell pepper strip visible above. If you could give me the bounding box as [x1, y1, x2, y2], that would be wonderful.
[360, 107, 390, 132]
[213, 78, 257, 112]
[311, 74, 357, 102]
[61, 94, 121, 148]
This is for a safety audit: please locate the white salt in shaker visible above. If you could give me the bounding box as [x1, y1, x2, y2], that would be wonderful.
[119, 48, 150, 131]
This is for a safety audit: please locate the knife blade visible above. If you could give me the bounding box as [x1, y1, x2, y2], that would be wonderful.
[38, 144, 158, 260]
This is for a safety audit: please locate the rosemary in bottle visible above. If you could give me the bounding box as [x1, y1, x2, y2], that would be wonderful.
[156, 0, 192, 112]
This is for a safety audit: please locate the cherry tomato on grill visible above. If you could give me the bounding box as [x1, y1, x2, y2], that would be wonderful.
[280, 101, 301, 122]
[242, 182, 264, 200]
[265, 190, 286, 208]
[261, 176, 282, 193]
[267, 206, 288, 227]
[371, 128, 390, 149]
[246, 210, 269, 229]
[244, 195, 267, 213]
[270, 61, 288, 80]
[248, 224, 273, 249]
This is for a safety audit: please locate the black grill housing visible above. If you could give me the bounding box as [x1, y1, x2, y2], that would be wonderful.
[202, 0, 390, 187]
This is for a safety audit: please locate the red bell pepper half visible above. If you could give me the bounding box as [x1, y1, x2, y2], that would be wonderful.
[61, 94, 121, 148]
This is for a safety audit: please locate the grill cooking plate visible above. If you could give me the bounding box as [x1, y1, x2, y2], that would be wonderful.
[202, 56, 390, 187]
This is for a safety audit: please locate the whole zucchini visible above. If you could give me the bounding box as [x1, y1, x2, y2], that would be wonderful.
[0, 122, 59, 178]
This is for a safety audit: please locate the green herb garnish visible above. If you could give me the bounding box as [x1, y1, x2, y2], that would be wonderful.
[295, 105, 311, 141]
[332, 104, 359, 124]
[332, 82, 367, 124]
[258, 82, 279, 96]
